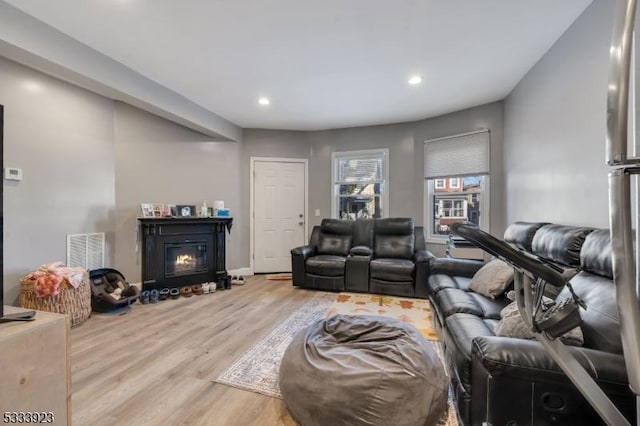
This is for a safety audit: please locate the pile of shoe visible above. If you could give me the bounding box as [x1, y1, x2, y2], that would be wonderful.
[202, 282, 217, 293]
[140, 282, 221, 304]
[230, 275, 246, 286]
[140, 289, 160, 304]
[180, 286, 193, 298]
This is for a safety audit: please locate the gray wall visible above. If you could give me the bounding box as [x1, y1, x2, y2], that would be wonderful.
[242, 101, 504, 261]
[1, 57, 116, 304]
[504, 0, 614, 227]
[240, 129, 310, 266]
[1, 0, 620, 297]
[415, 102, 505, 236]
[114, 103, 242, 282]
[2, 57, 505, 300]
[304, 102, 504, 238]
[307, 123, 417, 228]
[1, 58, 244, 306]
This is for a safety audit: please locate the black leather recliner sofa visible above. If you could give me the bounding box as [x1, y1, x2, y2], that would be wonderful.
[428, 222, 636, 425]
[291, 217, 434, 297]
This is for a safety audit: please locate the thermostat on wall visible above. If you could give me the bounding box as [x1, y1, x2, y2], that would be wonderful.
[4, 167, 23, 181]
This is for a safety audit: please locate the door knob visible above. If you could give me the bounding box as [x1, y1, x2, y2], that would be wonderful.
[299, 214, 303, 218]
[298, 221, 304, 226]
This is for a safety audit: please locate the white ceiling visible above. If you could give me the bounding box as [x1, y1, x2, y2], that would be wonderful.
[5, 0, 592, 131]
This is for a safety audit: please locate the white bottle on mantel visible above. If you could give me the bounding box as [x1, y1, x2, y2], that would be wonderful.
[201, 200, 208, 217]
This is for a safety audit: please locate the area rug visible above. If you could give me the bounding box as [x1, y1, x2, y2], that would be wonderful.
[215, 292, 458, 426]
[215, 291, 335, 398]
[325, 292, 439, 340]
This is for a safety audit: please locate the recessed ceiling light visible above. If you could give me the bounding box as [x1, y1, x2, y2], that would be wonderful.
[408, 76, 423, 85]
[258, 97, 270, 105]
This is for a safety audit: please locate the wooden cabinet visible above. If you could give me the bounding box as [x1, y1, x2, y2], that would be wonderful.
[0, 306, 70, 425]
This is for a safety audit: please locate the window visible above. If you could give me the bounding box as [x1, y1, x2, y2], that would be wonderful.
[439, 199, 465, 217]
[424, 130, 490, 240]
[429, 175, 487, 235]
[332, 149, 389, 219]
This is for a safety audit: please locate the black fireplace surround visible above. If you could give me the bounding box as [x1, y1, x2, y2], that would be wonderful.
[138, 217, 232, 291]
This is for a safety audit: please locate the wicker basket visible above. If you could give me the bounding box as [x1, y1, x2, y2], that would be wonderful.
[19, 271, 91, 328]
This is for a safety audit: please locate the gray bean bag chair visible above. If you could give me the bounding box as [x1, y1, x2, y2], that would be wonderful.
[280, 314, 449, 426]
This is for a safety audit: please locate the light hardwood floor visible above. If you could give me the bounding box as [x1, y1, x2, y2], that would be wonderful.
[70, 276, 314, 426]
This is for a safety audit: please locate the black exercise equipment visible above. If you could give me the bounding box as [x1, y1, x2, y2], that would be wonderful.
[452, 222, 635, 425]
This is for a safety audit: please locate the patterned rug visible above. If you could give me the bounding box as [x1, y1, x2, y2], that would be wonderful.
[215, 291, 335, 398]
[325, 292, 439, 340]
[215, 291, 458, 426]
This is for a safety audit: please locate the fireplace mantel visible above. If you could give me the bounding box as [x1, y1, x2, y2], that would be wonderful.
[138, 217, 233, 291]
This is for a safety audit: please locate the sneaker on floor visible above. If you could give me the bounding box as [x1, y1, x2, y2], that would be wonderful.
[236, 276, 246, 285]
[159, 288, 170, 300]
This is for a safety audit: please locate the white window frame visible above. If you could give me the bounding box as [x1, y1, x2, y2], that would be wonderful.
[434, 179, 445, 189]
[449, 178, 460, 189]
[424, 129, 491, 243]
[331, 148, 389, 219]
[425, 177, 490, 243]
[439, 199, 465, 218]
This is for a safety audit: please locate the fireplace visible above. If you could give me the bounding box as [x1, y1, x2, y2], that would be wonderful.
[138, 217, 232, 291]
[165, 241, 208, 277]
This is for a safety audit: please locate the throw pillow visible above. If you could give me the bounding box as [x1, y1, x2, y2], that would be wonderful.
[469, 259, 514, 299]
[495, 301, 584, 346]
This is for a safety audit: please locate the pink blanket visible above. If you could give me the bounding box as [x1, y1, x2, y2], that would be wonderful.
[24, 262, 87, 298]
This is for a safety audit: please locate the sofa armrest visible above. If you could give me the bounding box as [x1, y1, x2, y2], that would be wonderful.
[291, 245, 317, 286]
[291, 245, 317, 258]
[429, 257, 484, 278]
[414, 249, 435, 263]
[350, 245, 373, 256]
[346, 246, 372, 292]
[472, 336, 629, 385]
[414, 250, 435, 299]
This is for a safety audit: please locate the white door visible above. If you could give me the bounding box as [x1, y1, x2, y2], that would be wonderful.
[253, 160, 306, 273]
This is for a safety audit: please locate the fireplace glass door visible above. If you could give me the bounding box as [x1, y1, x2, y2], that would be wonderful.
[165, 241, 208, 278]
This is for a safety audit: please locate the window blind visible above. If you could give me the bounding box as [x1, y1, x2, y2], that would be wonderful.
[424, 129, 490, 179]
[336, 155, 384, 183]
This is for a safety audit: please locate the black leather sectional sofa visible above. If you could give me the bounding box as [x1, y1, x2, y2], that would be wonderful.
[428, 222, 636, 425]
[291, 218, 433, 297]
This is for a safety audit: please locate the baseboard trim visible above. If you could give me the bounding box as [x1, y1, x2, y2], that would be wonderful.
[228, 267, 252, 277]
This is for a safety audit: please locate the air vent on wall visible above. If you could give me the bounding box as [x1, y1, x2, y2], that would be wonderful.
[66, 232, 105, 270]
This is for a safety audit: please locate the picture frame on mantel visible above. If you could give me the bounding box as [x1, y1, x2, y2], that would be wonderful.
[176, 205, 196, 217]
[141, 203, 154, 218]
[152, 203, 165, 217]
